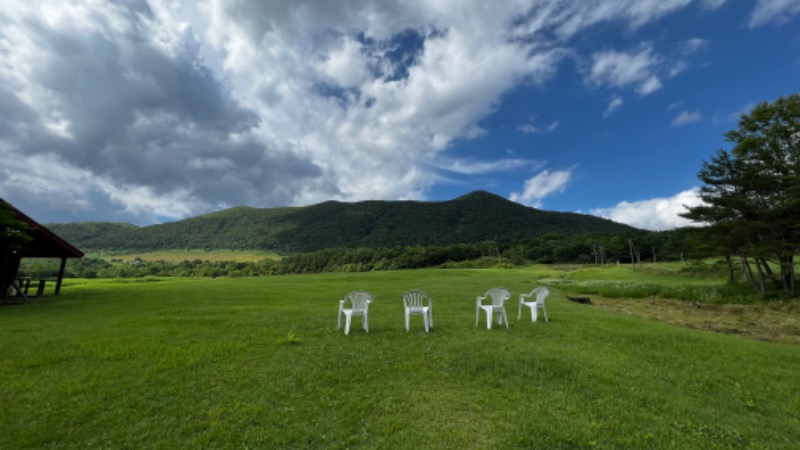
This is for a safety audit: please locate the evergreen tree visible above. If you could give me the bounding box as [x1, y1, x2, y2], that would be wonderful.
[682, 94, 800, 296]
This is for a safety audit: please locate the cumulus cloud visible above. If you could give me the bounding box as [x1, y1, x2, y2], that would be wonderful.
[590, 188, 706, 230]
[320, 37, 371, 87]
[509, 169, 573, 207]
[672, 110, 703, 126]
[0, 0, 726, 224]
[749, 0, 800, 27]
[0, 0, 319, 223]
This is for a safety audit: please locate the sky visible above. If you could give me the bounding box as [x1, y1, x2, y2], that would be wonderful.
[1, 0, 799, 230]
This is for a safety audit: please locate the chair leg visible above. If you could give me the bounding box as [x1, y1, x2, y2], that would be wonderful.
[486, 310, 492, 330]
[518, 302, 522, 320]
[405, 310, 410, 332]
[543, 306, 548, 322]
[502, 310, 509, 328]
[345, 315, 352, 335]
[532, 306, 538, 322]
[363, 314, 369, 333]
[338, 312, 342, 330]
[423, 314, 429, 333]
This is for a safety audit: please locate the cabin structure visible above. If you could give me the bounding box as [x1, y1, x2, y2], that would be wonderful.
[1, 198, 84, 301]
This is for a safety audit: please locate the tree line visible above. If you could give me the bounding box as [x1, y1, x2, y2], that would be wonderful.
[19, 229, 700, 279]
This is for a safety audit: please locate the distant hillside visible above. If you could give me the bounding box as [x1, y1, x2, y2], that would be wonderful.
[48, 191, 638, 253]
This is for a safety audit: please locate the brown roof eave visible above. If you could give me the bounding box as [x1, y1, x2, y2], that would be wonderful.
[2, 198, 84, 258]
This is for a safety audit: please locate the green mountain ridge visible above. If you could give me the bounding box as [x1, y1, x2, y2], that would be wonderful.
[47, 190, 638, 253]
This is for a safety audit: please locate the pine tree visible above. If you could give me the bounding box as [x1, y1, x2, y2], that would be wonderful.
[682, 94, 800, 296]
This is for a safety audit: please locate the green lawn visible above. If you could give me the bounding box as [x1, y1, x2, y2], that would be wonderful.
[1, 268, 799, 448]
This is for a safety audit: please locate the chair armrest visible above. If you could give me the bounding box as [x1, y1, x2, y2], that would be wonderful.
[520, 293, 532, 301]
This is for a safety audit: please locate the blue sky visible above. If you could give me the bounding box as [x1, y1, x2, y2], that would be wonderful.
[1, 0, 799, 230]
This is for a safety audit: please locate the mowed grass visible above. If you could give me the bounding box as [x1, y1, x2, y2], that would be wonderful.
[1, 269, 799, 449]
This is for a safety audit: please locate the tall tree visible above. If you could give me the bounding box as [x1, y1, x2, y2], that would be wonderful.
[682, 94, 800, 296]
[0, 201, 31, 249]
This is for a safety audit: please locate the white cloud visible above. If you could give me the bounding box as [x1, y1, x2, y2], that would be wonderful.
[749, 0, 800, 27]
[588, 43, 663, 95]
[518, 124, 540, 135]
[321, 37, 370, 87]
[518, 118, 560, 135]
[550, 0, 721, 39]
[586, 36, 709, 98]
[668, 100, 685, 110]
[590, 188, 706, 230]
[509, 169, 573, 207]
[0, 148, 204, 222]
[203, 0, 567, 207]
[702, 0, 727, 8]
[678, 38, 708, 55]
[604, 96, 624, 117]
[672, 110, 703, 126]
[434, 158, 533, 175]
[0, 0, 730, 224]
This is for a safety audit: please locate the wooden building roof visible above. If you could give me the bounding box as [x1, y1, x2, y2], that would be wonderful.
[1, 198, 84, 259]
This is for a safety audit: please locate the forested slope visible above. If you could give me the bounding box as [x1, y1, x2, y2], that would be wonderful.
[48, 190, 638, 253]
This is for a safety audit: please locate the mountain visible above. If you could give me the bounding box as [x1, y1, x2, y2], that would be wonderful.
[47, 190, 638, 253]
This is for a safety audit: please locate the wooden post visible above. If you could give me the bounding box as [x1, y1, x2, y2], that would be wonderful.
[55, 257, 67, 296]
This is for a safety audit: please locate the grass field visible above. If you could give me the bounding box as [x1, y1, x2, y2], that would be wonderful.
[1, 268, 799, 448]
[92, 249, 279, 263]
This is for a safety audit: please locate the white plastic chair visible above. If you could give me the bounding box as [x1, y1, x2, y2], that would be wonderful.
[518, 286, 549, 322]
[475, 287, 510, 329]
[337, 291, 373, 335]
[402, 289, 433, 333]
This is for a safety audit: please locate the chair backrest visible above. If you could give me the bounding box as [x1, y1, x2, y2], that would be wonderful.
[486, 287, 510, 306]
[402, 289, 431, 308]
[344, 291, 373, 311]
[533, 286, 549, 304]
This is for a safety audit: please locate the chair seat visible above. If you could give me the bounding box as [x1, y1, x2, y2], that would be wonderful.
[518, 287, 549, 322]
[403, 290, 434, 333]
[338, 291, 373, 335]
[476, 288, 510, 330]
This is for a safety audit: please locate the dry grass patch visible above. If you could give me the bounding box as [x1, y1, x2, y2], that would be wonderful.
[593, 297, 800, 344]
